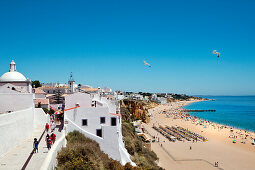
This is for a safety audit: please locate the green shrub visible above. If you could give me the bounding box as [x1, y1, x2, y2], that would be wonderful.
[122, 121, 163, 170]
[57, 131, 140, 170]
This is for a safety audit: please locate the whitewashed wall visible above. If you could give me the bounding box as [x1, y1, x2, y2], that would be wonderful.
[65, 92, 92, 109]
[65, 107, 119, 134]
[0, 93, 34, 113]
[0, 108, 34, 158]
[40, 131, 66, 170]
[0, 82, 31, 93]
[34, 108, 50, 128]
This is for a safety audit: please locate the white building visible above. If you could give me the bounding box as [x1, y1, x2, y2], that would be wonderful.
[64, 92, 135, 166]
[157, 97, 167, 104]
[0, 60, 32, 93]
[0, 60, 49, 158]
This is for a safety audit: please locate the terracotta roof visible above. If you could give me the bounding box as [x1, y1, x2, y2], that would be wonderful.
[81, 88, 99, 92]
[46, 94, 55, 97]
[33, 88, 46, 94]
[41, 86, 68, 89]
[34, 99, 49, 105]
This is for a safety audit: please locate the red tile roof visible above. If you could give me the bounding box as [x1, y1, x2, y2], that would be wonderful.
[33, 88, 46, 94]
[34, 99, 49, 105]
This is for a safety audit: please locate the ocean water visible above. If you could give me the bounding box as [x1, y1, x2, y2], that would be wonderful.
[183, 96, 255, 132]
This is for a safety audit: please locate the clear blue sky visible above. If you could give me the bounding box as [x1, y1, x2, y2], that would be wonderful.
[0, 0, 254, 95]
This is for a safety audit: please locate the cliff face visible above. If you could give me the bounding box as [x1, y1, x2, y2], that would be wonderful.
[120, 100, 158, 123]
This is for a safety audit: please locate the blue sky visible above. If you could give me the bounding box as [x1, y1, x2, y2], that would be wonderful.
[0, 0, 254, 95]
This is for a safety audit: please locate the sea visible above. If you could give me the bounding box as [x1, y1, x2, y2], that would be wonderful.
[183, 96, 255, 132]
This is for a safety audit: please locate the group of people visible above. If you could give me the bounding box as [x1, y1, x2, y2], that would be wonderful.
[215, 162, 219, 167]
[45, 133, 56, 150]
[45, 121, 57, 150]
[32, 121, 57, 153]
[45, 121, 56, 133]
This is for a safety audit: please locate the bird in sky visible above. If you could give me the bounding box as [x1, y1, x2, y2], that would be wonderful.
[212, 50, 221, 58]
[144, 61, 151, 67]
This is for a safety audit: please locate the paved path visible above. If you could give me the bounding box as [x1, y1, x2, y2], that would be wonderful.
[0, 123, 63, 170]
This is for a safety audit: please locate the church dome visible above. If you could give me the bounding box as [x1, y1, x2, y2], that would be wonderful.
[0, 60, 27, 82]
[0, 72, 27, 82]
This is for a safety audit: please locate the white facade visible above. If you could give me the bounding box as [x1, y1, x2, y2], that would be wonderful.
[65, 92, 134, 166]
[158, 97, 167, 104]
[0, 61, 49, 158]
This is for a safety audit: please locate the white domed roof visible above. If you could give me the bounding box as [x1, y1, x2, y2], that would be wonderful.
[0, 60, 28, 82]
[0, 72, 27, 82]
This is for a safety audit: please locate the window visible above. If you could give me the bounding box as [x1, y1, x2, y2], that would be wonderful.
[82, 119, 88, 126]
[111, 117, 117, 126]
[100, 117, 105, 124]
[96, 129, 102, 137]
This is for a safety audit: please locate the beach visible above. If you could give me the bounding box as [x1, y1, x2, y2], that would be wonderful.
[143, 100, 255, 170]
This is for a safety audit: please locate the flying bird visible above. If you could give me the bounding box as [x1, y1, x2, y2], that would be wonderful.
[144, 61, 151, 67]
[212, 50, 221, 58]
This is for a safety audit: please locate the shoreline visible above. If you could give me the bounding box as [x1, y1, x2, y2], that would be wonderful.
[181, 100, 255, 133]
[143, 100, 255, 170]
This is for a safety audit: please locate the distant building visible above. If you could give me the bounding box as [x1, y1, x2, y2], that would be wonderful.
[33, 88, 49, 109]
[67, 72, 76, 94]
[157, 97, 167, 104]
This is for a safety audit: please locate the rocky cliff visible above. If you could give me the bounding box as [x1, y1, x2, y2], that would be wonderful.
[120, 100, 158, 123]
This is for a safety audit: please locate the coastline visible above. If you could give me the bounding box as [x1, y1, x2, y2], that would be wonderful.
[143, 100, 255, 170]
[182, 100, 255, 133]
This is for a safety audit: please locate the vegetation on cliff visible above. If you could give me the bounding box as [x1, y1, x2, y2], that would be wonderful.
[56, 124, 163, 170]
[169, 94, 203, 101]
[122, 121, 163, 170]
[56, 131, 138, 170]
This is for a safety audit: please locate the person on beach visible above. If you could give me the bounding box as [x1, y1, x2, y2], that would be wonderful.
[45, 123, 49, 132]
[33, 138, 39, 153]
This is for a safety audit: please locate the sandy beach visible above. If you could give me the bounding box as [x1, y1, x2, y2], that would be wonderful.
[143, 100, 255, 170]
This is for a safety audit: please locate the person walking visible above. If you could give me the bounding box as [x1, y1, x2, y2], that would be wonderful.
[47, 137, 52, 150]
[33, 138, 39, 153]
[50, 121, 55, 132]
[51, 133, 56, 144]
[45, 123, 49, 132]
[45, 134, 50, 145]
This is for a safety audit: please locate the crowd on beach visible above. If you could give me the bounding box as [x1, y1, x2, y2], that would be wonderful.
[157, 102, 255, 146]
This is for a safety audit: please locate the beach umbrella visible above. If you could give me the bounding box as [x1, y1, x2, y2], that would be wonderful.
[233, 139, 236, 143]
[55, 111, 62, 115]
